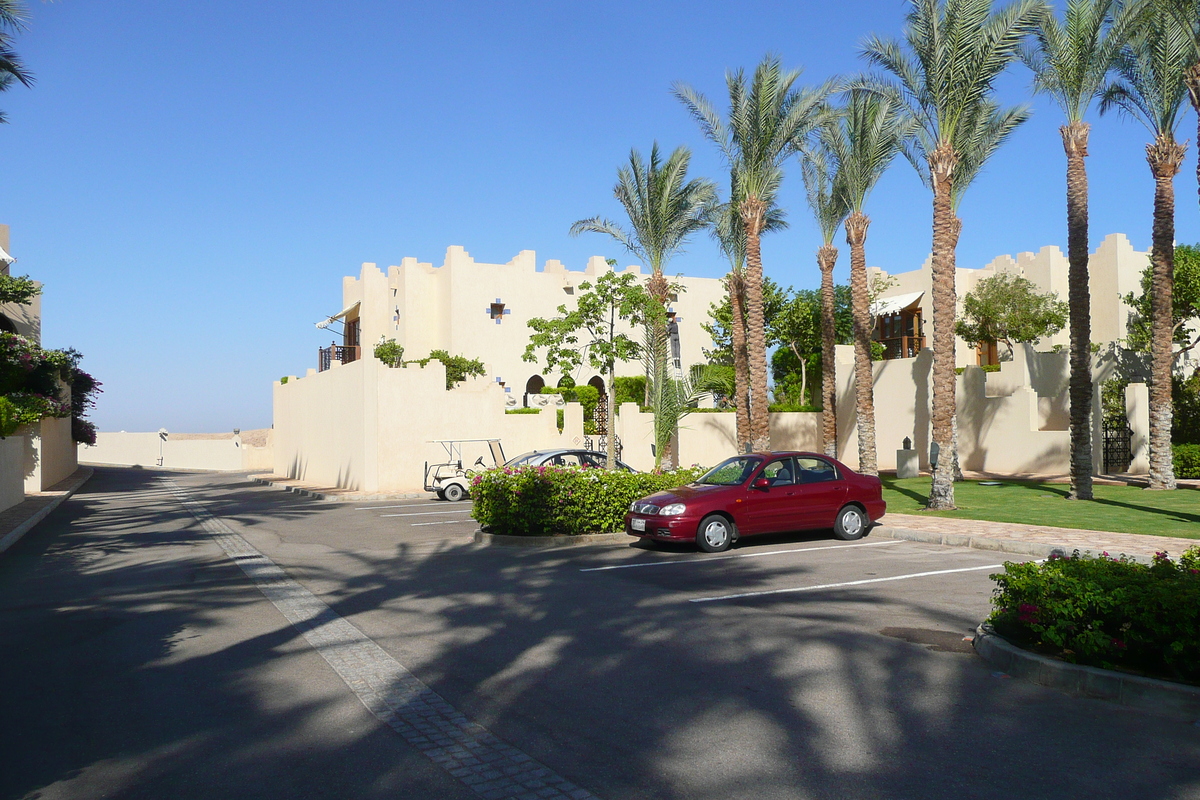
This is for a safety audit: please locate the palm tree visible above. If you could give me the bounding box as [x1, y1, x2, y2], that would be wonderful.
[1161, 0, 1199, 211]
[0, 1, 32, 123]
[812, 88, 916, 474]
[571, 143, 716, 468]
[798, 138, 850, 458]
[863, 0, 1042, 509]
[1101, 0, 1192, 490]
[706, 200, 786, 453]
[1022, 0, 1132, 500]
[676, 56, 834, 451]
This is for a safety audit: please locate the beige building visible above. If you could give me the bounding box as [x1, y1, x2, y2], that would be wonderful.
[868, 233, 1157, 368]
[316, 246, 727, 402]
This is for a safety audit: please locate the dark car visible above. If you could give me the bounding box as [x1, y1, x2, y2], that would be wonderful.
[624, 452, 886, 552]
[504, 449, 636, 472]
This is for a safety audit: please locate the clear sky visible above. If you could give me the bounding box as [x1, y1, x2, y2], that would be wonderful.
[1, 0, 1196, 433]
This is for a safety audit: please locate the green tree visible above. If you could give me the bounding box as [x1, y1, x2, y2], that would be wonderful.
[955, 274, 1069, 354]
[798, 133, 850, 456]
[701, 275, 789, 363]
[863, 0, 1042, 508]
[1101, 0, 1193, 489]
[769, 285, 854, 409]
[1022, 0, 1131, 500]
[676, 55, 834, 451]
[523, 270, 650, 469]
[570, 144, 715, 468]
[816, 88, 916, 474]
[1123, 243, 1200, 364]
[703, 200, 786, 453]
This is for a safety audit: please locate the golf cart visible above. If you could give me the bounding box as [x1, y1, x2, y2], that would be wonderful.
[423, 439, 505, 502]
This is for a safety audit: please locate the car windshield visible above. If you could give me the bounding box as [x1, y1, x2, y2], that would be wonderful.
[695, 456, 762, 486]
[504, 452, 539, 467]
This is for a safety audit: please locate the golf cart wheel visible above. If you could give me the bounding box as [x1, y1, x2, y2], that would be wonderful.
[443, 483, 467, 502]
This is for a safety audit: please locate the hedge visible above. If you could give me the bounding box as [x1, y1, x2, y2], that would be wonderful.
[472, 464, 707, 536]
[1174, 444, 1200, 479]
[989, 548, 1200, 684]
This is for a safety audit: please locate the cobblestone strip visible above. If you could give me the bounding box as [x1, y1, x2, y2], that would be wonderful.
[161, 479, 599, 800]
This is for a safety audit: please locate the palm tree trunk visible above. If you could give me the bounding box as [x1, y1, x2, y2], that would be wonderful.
[741, 195, 771, 451]
[817, 245, 839, 458]
[928, 145, 958, 509]
[845, 212, 877, 475]
[1146, 136, 1185, 490]
[727, 270, 752, 453]
[1063, 122, 1094, 500]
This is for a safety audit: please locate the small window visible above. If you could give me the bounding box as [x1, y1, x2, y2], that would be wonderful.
[796, 456, 839, 483]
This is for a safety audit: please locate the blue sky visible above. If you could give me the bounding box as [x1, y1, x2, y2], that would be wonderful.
[2, 0, 1196, 432]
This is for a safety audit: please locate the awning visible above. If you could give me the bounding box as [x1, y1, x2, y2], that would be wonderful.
[870, 291, 923, 317]
[0, 245, 14, 266]
[315, 301, 360, 329]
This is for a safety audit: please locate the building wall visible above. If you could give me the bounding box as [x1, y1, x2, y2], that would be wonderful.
[868, 233, 1150, 368]
[331, 246, 727, 398]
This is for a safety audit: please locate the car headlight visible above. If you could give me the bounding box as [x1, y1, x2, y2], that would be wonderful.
[659, 503, 686, 516]
[629, 500, 640, 512]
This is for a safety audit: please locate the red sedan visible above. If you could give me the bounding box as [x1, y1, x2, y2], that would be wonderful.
[624, 452, 886, 552]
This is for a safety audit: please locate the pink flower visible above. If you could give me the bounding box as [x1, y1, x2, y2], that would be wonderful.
[1112, 639, 1127, 650]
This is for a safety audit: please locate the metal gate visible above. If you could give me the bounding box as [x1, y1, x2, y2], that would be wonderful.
[1103, 421, 1132, 473]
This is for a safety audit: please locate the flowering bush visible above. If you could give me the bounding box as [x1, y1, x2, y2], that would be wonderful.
[989, 547, 1200, 684]
[0, 334, 101, 441]
[472, 464, 707, 536]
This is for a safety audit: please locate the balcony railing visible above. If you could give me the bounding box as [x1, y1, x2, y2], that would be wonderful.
[879, 335, 925, 360]
[318, 344, 360, 372]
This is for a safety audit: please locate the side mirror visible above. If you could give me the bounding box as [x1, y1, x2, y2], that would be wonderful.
[475, 456, 485, 467]
[753, 478, 770, 490]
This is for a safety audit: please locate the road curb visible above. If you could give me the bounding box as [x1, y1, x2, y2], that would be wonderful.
[973, 624, 1200, 721]
[249, 475, 437, 503]
[473, 529, 636, 547]
[875, 525, 1154, 565]
[0, 466, 93, 555]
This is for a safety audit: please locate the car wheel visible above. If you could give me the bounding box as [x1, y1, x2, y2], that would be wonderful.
[833, 504, 867, 540]
[697, 515, 733, 553]
[435, 489, 446, 501]
[443, 483, 467, 502]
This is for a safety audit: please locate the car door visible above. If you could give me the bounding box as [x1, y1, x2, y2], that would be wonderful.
[742, 457, 799, 534]
[793, 456, 848, 529]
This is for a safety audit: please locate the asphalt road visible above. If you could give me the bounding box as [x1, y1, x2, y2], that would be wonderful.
[1, 467, 1197, 800]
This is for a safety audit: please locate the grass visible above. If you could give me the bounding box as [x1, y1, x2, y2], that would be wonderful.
[881, 476, 1200, 541]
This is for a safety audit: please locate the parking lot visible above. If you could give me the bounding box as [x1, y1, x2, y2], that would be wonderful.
[3, 467, 1197, 800]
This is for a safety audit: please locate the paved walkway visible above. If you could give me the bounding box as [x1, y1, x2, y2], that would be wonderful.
[0, 467, 92, 553]
[879, 512, 1197, 560]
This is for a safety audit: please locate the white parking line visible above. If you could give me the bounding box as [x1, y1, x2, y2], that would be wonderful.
[380, 510, 475, 518]
[412, 520, 475, 527]
[690, 563, 1007, 603]
[356, 503, 445, 511]
[579, 539, 905, 572]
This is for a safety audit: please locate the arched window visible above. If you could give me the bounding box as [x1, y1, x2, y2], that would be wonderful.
[0, 314, 16, 334]
[524, 375, 545, 407]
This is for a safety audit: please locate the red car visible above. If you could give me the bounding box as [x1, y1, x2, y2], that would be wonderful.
[624, 452, 886, 552]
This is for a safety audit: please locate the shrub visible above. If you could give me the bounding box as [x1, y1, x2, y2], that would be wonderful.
[374, 338, 404, 367]
[505, 407, 541, 415]
[1174, 444, 1200, 479]
[988, 548, 1200, 684]
[472, 464, 707, 536]
[614, 375, 646, 407]
[1176, 373, 1200, 445]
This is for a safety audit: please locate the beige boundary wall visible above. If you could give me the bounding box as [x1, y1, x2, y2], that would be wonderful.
[21, 417, 78, 492]
[82, 430, 273, 472]
[272, 342, 1149, 493]
[0, 436, 24, 512]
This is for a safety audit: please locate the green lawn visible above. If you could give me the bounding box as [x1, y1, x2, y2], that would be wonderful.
[881, 477, 1200, 540]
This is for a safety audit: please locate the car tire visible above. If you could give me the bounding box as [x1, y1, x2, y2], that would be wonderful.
[443, 483, 467, 502]
[833, 504, 867, 540]
[435, 489, 446, 501]
[696, 514, 733, 553]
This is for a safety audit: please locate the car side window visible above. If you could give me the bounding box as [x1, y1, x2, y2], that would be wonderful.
[761, 458, 796, 486]
[581, 453, 605, 468]
[796, 456, 839, 483]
